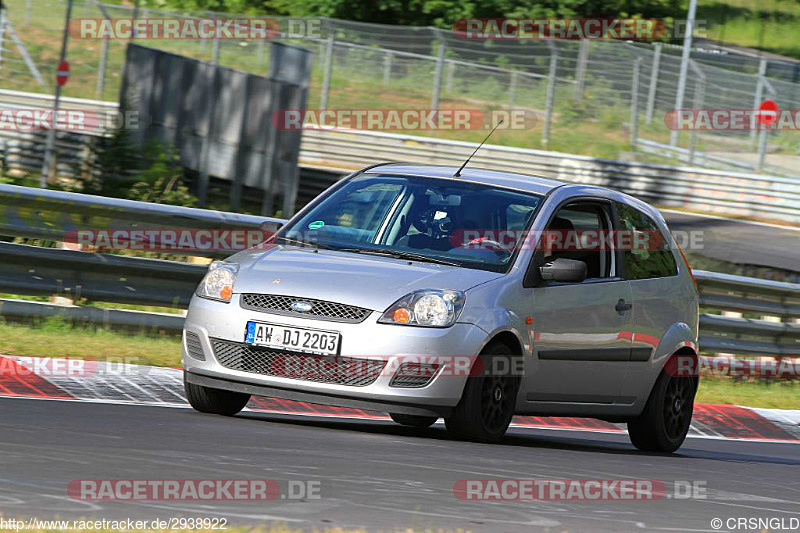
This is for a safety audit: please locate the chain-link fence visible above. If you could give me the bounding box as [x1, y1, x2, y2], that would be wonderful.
[2, 0, 800, 175]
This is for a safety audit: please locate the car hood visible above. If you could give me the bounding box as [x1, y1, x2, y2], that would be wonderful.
[229, 245, 502, 311]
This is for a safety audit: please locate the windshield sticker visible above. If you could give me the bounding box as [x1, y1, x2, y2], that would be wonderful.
[308, 220, 325, 230]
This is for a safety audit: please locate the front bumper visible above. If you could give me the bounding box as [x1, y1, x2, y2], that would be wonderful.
[182, 294, 489, 412]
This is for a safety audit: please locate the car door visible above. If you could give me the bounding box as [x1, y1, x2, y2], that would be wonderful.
[525, 200, 633, 406]
[613, 202, 691, 401]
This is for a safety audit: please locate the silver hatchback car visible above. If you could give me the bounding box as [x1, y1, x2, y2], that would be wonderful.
[183, 164, 699, 452]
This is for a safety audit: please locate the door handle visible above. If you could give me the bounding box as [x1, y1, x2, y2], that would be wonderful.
[615, 299, 632, 313]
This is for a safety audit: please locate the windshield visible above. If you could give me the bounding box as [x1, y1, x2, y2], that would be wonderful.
[279, 174, 544, 272]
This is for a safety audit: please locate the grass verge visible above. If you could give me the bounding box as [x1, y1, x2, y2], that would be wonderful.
[695, 377, 800, 410]
[0, 319, 180, 367]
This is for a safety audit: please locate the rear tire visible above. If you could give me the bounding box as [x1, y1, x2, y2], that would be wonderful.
[445, 342, 519, 443]
[184, 375, 250, 416]
[628, 370, 696, 453]
[390, 413, 438, 428]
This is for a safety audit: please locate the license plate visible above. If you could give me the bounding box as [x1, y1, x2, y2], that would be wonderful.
[245, 321, 340, 355]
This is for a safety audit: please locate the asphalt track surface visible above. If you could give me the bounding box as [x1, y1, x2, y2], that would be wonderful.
[2, 397, 798, 532]
[660, 211, 800, 273]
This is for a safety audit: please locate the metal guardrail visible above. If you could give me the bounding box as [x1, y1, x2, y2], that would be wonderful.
[0, 183, 281, 254]
[695, 270, 800, 356]
[299, 128, 800, 224]
[0, 186, 798, 357]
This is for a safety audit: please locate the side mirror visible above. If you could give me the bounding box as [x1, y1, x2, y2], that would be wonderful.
[540, 257, 587, 283]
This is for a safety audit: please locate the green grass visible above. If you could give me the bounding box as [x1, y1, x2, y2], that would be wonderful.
[698, 0, 800, 58]
[696, 377, 800, 409]
[0, 319, 180, 367]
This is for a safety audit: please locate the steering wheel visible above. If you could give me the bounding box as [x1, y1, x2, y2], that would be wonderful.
[466, 236, 504, 249]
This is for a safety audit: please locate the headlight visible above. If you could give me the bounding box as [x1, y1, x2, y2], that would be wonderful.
[378, 289, 465, 327]
[196, 261, 239, 302]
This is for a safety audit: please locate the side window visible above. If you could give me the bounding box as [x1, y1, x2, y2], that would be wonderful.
[544, 202, 613, 279]
[615, 203, 678, 280]
[506, 204, 536, 231]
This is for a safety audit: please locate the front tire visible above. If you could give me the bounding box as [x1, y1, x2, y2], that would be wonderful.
[445, 342, 519, 443]
[184, 375, 250, 416]
[628, 370, 696, 453]
[390, 413, 438, 428]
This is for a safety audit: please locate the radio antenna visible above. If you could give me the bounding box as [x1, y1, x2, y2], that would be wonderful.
[453, 119, 504, 178]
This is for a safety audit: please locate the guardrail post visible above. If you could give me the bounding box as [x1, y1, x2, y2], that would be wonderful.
[573, 39, 588, 104]
[320, 35, 333, 109]
[542, 47, 558, 147]
[382, 50, 393, 86]
[645, 42, 661, 125]
[630, 57, 642, 150]
[431, 31, 446, 111]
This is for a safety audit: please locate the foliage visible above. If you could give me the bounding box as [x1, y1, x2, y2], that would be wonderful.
[72, 129, 197, 207]
[140, 0, 686, 26]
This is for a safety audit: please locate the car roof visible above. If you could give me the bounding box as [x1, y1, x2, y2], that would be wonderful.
[361, 163, 567, 196]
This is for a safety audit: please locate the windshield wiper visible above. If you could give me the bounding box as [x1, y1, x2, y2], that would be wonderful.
[275, 236, 335, 250]
[335, 248, 462, 267]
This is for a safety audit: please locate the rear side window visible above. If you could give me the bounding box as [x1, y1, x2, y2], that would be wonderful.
[615, 203, 678, 280]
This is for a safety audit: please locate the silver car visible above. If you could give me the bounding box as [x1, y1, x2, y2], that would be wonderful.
[183, 164, 699, 452]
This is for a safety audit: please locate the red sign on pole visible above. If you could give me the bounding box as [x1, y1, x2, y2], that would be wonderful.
[56, 61, 70, 87]
[757, 100, 778, 125]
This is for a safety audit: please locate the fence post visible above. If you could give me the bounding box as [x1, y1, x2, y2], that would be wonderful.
[26, 0, 32, 25]
[0, 5, 6, 69]
[645, 42, 661, 125]
[508, 70, 518, 110]
[382, 50, 392, 86]
[756, 88, 773, 172]
[688, 72, 705, 165]
[320, 35, 333, 109]
[257, 38, 265, 68]
[670, 0, 697, 147]
[41, 0, 75, 185]
[94, 2, 111, 100]
[750, 58, 767, 146]
[542, 48, 558, 147]
[630, 58, 642, 150]
[210, 12, 221, 65]
[431, 31, 446, 111]
[196, 15, 222, 206]
[573, 39, 588, 104]
[445, 59, 455, 92]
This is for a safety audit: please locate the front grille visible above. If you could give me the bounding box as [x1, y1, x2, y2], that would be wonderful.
[240, 293, 372, 323]
[211, 338, 385, 387]
[389, 362, 440, 388]
[184, 331, 205, 361]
